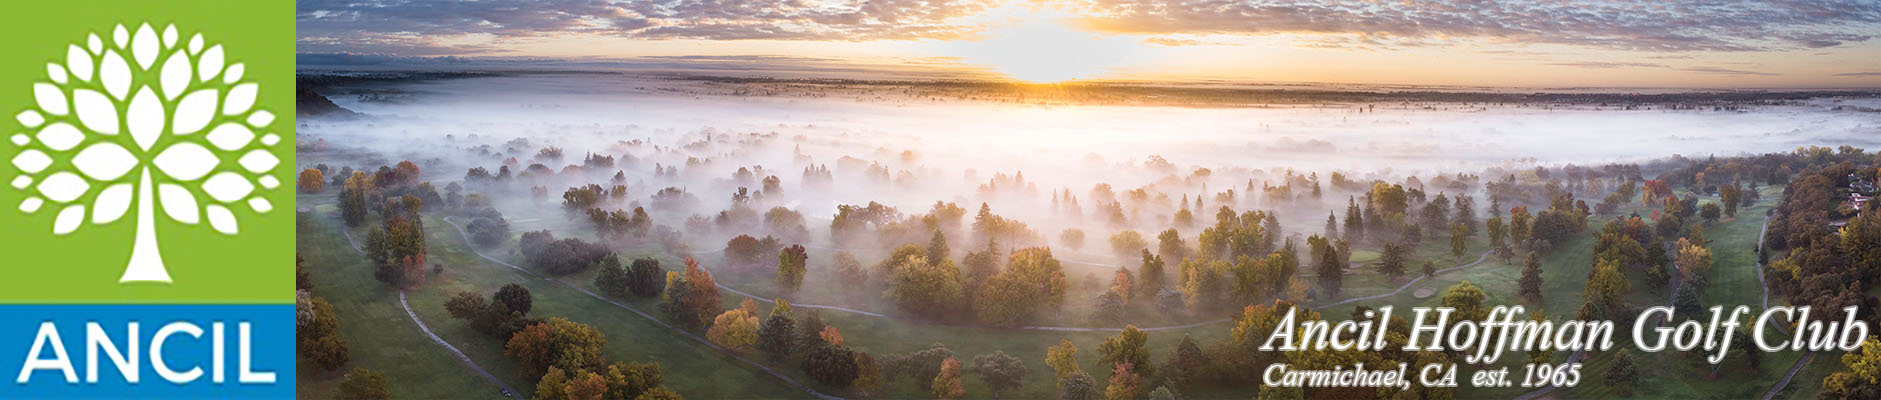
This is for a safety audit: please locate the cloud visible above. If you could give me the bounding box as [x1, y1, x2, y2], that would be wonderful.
[298, 0, 996, 45]
[1062, 0, 1881, 52]
[1141, 37, 1201, 46]
[299, 0, 1881, 58]
[1678, 66, 1778, 76]
[1548, 61, 1665, 69]
[1834, 72, 1881, 77]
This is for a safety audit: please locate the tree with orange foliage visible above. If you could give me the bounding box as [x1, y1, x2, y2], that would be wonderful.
[298, 169, 325, 193]
[933, 357, 965, 399]
[819, 326, 845, 346]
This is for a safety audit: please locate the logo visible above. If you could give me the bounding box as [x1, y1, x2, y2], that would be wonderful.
[0, 2, 296, 397]
[12, 22, 283, 283]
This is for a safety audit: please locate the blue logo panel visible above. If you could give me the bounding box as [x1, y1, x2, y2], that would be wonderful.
[0, 304, 294, 398]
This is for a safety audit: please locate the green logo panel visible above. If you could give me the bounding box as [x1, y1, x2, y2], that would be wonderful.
[0, 1, 294, 304]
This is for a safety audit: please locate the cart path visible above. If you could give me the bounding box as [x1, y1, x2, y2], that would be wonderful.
[340, 227, 524, 399]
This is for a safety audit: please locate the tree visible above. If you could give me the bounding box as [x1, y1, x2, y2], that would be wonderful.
[1059, 371, 1101, 400]
[854, 353, 881, 397]
[1700, 202, 1722, 224]
[1149, 386, 1177, 400]
[1061, 229, 1086, 251]
[1485, 215, 1506, 248]
[626, 257, 666, 297]
[504, 317, 606, 381]
[1092, 290, 1125, 325]
[14, 30, 290, 282]
[1344, 196, 1365, 242]
[536, 367, 570, 399]
[1047, 339, 1081, 379]
[1509, 206, 1532, 245]
[1312, 235, 1343, 295]
[299, 297, 350, 372]
[1441, 281, 1488, 325]
[1109, 230, 1147, 260]
[928, 230, 951, 262]
[933, 357, 965, 399]
[299, 168, 325, 193]
[886, 254, 966, 320]
[803, 342, 860, 387]
[593, 254, 629, 296]
[340, 171, 371, 227]
[1156, 229, 1189, 263]
[1161, 334, 1207, 390]
[1519, 253, 1543, 304]
[1822, 337, 1881, 399]
[1105, 362, 1141, 400]
[834, 251, 867, 288]
[1604, 350, 1639, 396]
[1720, 183, 1742, 217]
[337, 368, 390, 400]
[777, 244, 808, 293]
[466, 216, 511, 248]
[495, 283, 533, 316]
[661, 258, 723, 327]
[975, 248, 1069, 326]
[971, 350, 1027, 398]
[1097, 325, 1153, 378]
[1139, 250, 1166, 297]
[757, 300, 798, 360]
[1450, 222, 1469, 260]
[1527, 310, 1553, 364]
[1378, 242, 1408, 280]
[708, 308, 760, 350]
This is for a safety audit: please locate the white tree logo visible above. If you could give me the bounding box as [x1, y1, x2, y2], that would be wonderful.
[9, 23, 282, 283]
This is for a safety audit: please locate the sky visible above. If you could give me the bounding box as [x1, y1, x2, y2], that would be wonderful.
[297, 0, 1881, 88]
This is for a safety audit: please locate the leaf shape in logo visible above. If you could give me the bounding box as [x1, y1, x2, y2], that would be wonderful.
[54, 205, 86, 235]
[203, 172, 254, 203]
[72, 89, 119, 135]
[47, 63, 68, 85]
[206, 123, 254, 150]
[73, 142, 137, 181]
[33, 83, 67, 116]
[35, 122, 83, 151]
[223, 83, 257, 116]
[198, 45, 223, 82]
[158, 183, 199, 224]
[173, 89, 218, 134]
[11, 149, 51, 173]
[73, 89, 118, 135]
[238, 150, 279, 173]
[38, 172, 90, 203]
[93, 183, 132, 224]
[65, 45, 92, 82]
[223, 63, 245, 84]
[248, 197, 273, 213]
[153, 142, 216, 181]
[132, 23, 158, 70]
[206, 204, 237, 234]
[100, 50, 130, 100]
[127, 88, 164, 150]
[160, 50, 192, 100]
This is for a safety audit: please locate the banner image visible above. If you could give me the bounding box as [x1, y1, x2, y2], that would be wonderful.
[7, 1, 1881, 399]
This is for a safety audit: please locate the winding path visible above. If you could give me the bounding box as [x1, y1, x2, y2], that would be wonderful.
[339, 226, 524, 399]
[438, 217, 840, 400]
[1759, 213, 1816, 400]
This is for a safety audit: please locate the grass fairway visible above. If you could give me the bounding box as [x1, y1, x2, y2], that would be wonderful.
[295, 205, 507, 399]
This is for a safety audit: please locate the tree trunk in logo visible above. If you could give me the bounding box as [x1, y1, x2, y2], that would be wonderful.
[121, 167, 170, 283]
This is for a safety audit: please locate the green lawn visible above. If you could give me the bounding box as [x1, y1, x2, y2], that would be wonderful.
[295, 205, 507, 399]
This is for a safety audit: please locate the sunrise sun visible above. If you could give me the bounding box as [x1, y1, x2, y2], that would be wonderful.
[954, 14, 1137, 83]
